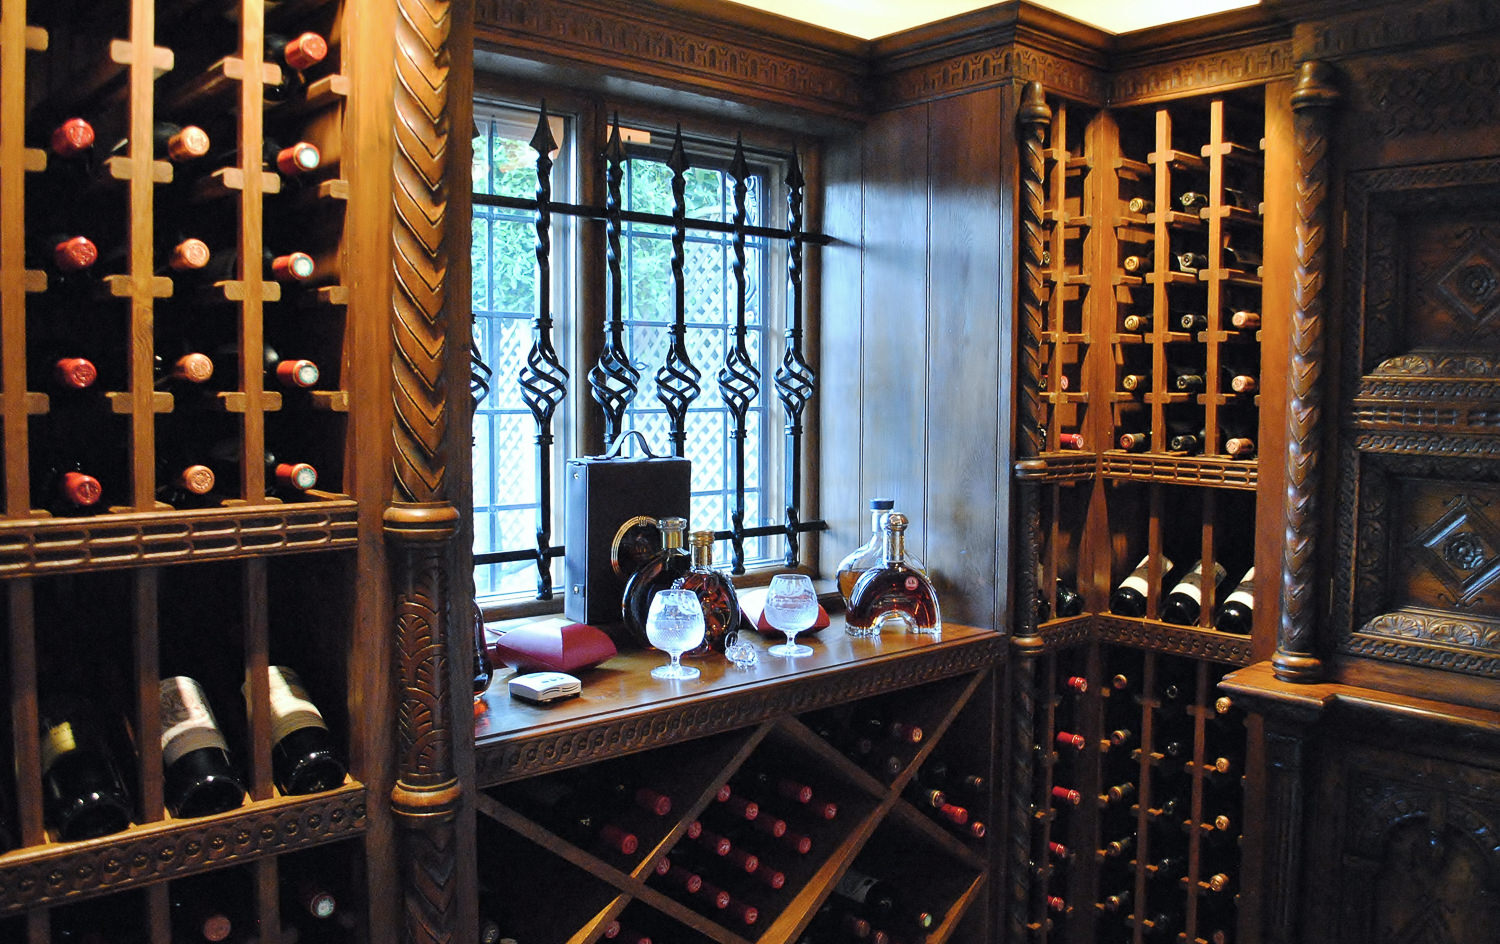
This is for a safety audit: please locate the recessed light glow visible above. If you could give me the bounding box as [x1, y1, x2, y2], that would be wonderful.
[719, 0, 1260, 38]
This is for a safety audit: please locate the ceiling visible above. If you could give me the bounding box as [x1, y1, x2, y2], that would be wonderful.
[719, 0, 1260, 38]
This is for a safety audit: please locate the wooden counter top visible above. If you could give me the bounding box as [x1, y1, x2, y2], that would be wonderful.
[473, 618, 1004, 786]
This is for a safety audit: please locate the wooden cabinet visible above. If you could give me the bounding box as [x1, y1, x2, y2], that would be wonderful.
[472, 622, 1005, 944]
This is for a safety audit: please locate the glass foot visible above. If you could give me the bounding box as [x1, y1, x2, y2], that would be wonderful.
[768, 642, 814, 657]
[651, 663, 701, 680]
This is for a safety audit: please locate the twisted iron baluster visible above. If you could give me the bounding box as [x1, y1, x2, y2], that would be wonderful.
[718, 137, 760, 573]
[656, 126, 702, 457]
[774, 149, 814, 566]
[518, 105, 569, 599]
[589, 118, 640, 448]
[469, 338, 492, 408]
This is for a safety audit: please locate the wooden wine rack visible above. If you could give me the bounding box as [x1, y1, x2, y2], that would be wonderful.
[473, 623, 1006, 944]
[0, 1, 381, 942]
[1014, 78, 1294, 944]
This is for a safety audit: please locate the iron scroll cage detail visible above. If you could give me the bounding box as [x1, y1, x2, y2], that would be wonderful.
[775, 150, 815, 566]
[718, 137, 763, 574]
[472, 108, 827, 594]
[656, 127, 704, 457]
[517, 104, 570, 599]
[589, 119, 642, 447]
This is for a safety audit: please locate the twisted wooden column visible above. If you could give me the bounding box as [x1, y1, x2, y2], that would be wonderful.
[1008, 81, 1051, 942]
[389, 0, 461, 941]
[1275, 61, 1340, 683]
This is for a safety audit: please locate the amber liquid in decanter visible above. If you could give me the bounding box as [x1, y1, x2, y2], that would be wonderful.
[674, 530, 741, 658]
[621, 516, 691, 647]
[845, 512, 941, 635]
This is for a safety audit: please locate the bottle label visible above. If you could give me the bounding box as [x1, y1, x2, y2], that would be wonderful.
[834, 871, 879, 904]
[1171, 561, 1226, 605]
[160, 676, 230, 766]
[1224, 567, 1256, 607]
[263, 666, 329, 745]
[39, 721, 79, 773]
[1119, 555, 1173, 596]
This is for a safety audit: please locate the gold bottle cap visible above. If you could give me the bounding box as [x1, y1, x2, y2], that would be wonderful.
[659, 516, 687, 549]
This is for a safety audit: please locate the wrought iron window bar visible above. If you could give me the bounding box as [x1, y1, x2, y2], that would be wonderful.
[472, 107, 828, 598]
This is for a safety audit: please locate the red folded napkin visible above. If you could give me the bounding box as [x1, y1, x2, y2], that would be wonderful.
[738, 586, 831, 637]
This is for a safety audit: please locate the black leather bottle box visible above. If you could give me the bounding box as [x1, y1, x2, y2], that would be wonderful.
[563, 432, 690, 627]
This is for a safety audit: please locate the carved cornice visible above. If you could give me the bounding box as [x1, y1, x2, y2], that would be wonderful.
[1294, 0, 1500, 61]
[1353, 434, 1500, 457]
[1109, 39, 1295, 106]
[0, 787, 367, 914]
[473, 0, 867, 119]
[474, 636, 1006, 786]
[873, 43, 1105, 110]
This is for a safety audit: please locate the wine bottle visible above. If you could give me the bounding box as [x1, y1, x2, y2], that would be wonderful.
[1055, 730, 1086, 750]
[1102, 781, 1136, 806]
[108, 121, 212, 164]
[263, 137, 322, 178]
[674, 529, 740, 656]
[171, 873, 242, 944]
[1110, 554, 1172, 617]
[283, 873, 338, 923]
[33, 233, 99, 279]
[38, 692, 134, 840]
[1117, 429, 1150, 452]
[1167, 423, 1206, 454]
[1057, 432, 1084, 449]
[851, 704, 923, 745]
[1223, 427, 1257, 459]
[1122, 249, 1153, 274]
[1055, 579, 1084, 617]
[51, 356, 99, 392]
[155, 351, 216, 388]
[199, 246, 316, 285]
[1215, 566, 1255, 634]
[1099, 888, 1132, 913]
[1178, 311, 1208, 331]
[504, 778, 639, 856]
[1122, 313, 1151, 332]
[157, 460, 217, 509]
[209, 438, 319, 497]
[1171, 363, 1206, 392]
[1179, 191, 1210, 211]
[158, 676, 246, 817]
[266, 32, 329, 72]
[1050, 785, 1082, 807]
[1120, 371, 1150, 392]
[621, 515, 691, 647]
[1175, 250, 1210, 272]
[1100, 835, 1135, 859]
[1062, 675, 1089, 694]
[1047, 839, 1073, 861]
[1221, 240, 1262, 270]
[1161, 559, 1227, 625]
[46, 117, 96, 160]
[1126, 196, 1152, 214]
[1228, 309, 1261, 330]
[472, 599, 493, 700]
[41, 461, 105, 515]
[1223, 363, 1259, 395]
[251, 666, 346, 795]
[832, 866, 935, 932]
[1222, 186, 1258, 211]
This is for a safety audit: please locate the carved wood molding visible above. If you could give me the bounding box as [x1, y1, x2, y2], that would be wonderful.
[1296, 0, 1500, 61]
[474, 637, 1006, 786]
[1109, 39, 1295, 105]
[874, 44, 1104, 110]
[1095, 615, 1255, 666]
[0, 787, 367, 914]
[1362, 53, 1500, 139]
[1261, 725, 1308, 944]
[1274, 60, 1339, 684]
[472, 0, 866, 119]
[1007, 654, 1039, 940]
[391, 0, 462, 941]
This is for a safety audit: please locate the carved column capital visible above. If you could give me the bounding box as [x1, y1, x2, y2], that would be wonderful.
[1276, 60, 1341, 684]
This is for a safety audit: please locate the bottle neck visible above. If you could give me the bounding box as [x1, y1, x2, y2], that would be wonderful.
[882, 528, 906, 565]
[663, 528, 685, 551]
[691, 541, 713, 568]
[869, 509, 887, 536]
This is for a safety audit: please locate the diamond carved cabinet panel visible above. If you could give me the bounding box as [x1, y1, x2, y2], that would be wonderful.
[1335, 158, 1500, 680]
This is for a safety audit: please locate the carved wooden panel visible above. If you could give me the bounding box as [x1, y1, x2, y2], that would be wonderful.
[1333, 158, 1500, 680]
[1328, 746, 1500, 944]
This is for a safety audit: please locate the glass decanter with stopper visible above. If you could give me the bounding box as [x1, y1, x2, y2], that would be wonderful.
[836, 498, 926, 609]
[673, 530, 741, 658]
[621, 516, 691, 647]
[845, 512, 942, 636]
